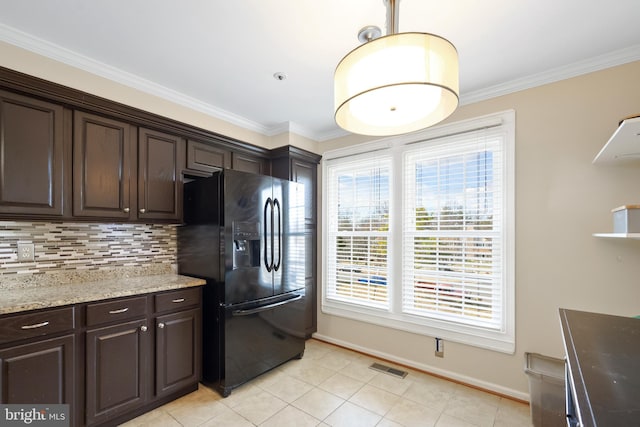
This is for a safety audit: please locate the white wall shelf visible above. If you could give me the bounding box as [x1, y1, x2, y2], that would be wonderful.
[593, 233, 640, 239]
[593, 116, 640, 164]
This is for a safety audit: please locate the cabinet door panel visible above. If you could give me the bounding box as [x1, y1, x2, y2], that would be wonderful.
[73, 111, 134, 219]
[304, 228, 316, 333]
[291, 160, 317, 224]
[0, 334, 74, 405]
[187, 140, 230, 173]
[138, 128, 184, 221]
[155, 308, 201, 398]
[231, 152, 266, 175]
[0, 90, 65, 216]
[86, 319, 148, 425]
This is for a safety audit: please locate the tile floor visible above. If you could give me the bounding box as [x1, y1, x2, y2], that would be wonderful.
[122, 339, 532, 427]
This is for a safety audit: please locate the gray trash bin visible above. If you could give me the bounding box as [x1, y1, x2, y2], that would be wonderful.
[524, 352, 565, 427]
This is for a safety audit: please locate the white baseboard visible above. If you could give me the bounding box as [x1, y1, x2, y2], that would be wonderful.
[311, 332, 530, 403]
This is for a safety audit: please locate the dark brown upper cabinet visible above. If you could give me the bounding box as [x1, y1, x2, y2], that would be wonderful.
[73, 112, 185, 222]
[271, 147, 320, 224]
[73, 110, 136, 219]
[0, 89, 68, 217]
[138, 128, 185, 221]
[232, 151, 268, 175]
[186, 139, 231, 174]
[291, 160, 317, 224]
[0, 69, 310, 226]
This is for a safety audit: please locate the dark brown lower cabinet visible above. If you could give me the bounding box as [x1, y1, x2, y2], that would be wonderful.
[82, 288, 201, 426]
[0, 287, 202, 427]
[85, 319, 150, 426]
[0, 334, 75, 404]
[155, 308, 201, 398]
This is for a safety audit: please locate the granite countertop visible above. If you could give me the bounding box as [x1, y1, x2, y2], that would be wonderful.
[0, 273, 206, 315]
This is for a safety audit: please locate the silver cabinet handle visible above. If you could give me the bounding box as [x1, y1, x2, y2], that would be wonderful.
[109, 307, 129, 314]
[171, 298, 185, 303]
[21, 321, 50, 330]
[140, 325, 148, 332]
[158, 323, 165, 329]
[139, 208, 146, 214]
[123, 207, 130, 213]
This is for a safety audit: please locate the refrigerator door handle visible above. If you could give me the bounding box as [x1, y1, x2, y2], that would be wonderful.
[264, 198, 273, 272]
[273, 198, 282, 272]
[231, 294, 303, 316]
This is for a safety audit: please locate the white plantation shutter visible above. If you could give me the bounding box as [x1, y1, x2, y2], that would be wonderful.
[325, 154, 392, 309]
[403, 129, 505, 330]
[322, 110, 514, 353]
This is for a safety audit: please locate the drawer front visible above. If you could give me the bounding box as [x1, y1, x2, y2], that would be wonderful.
[0, 306, 75, 345]
[155, 288, 200, 313]
[86, 296, 148, 327]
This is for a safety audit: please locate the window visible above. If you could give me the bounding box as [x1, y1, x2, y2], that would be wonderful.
[325, 155, 392, 309]
[322, 111, 515, 353]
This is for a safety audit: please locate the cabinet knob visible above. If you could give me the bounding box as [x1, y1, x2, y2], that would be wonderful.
[123, 207, 130, 213]
[140, 325, 148, 332]
[158, 323, 165, 329]
[139, 208, 146, 214]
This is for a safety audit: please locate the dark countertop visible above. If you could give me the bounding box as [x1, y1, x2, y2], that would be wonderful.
[559, 309, 640, 427]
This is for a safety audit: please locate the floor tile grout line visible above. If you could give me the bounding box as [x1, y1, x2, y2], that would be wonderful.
[124, 340, 532, 427]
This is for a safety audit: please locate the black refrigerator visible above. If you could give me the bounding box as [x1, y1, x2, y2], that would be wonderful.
[178, 169, 306, 397]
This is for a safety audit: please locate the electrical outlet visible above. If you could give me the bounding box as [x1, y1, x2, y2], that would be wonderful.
[435, 337, 444, 358]
[17, 243, 35, 261]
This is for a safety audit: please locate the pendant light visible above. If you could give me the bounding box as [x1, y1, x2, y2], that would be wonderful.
[334, 0, 459, 136]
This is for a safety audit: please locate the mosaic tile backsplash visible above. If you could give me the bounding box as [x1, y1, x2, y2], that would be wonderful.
[0, 221, 177, 282]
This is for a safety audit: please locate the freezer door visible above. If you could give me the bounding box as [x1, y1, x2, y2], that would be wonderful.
[274, 178, 305, 296]
[219, 290, 305, 396]
[223, 170, 274, 303]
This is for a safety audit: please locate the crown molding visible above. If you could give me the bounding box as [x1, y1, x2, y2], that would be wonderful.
[460, 45, 640, 105]
[315, 126, 350, 142]
[0, 23, 272, 136]
[2, 23, 639, 143]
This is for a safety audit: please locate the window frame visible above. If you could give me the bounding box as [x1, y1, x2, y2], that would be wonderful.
[324, 153, 393, 310]
[321, 110, 515, 353]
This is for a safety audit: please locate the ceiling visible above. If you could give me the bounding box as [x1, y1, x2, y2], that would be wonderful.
[0, 0, 639, 142]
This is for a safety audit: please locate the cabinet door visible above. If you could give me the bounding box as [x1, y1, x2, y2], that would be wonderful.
[0, 90, 66, 216]
[304, 226, 317, 335]
[155, 308, 201, 399]
[0, 334, 74, 405]
[290, 159, 318, 335]
[291, 160, 317, 224]
[85, 319, 149, 426]
[138, 128, 185, 221]
[232, 152, 267, 175]
[187, 140, 230, 174]
[73, 111, 135, 219]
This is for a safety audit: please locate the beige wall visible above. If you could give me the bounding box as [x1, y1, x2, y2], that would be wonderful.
[316, 61, 640, 399]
